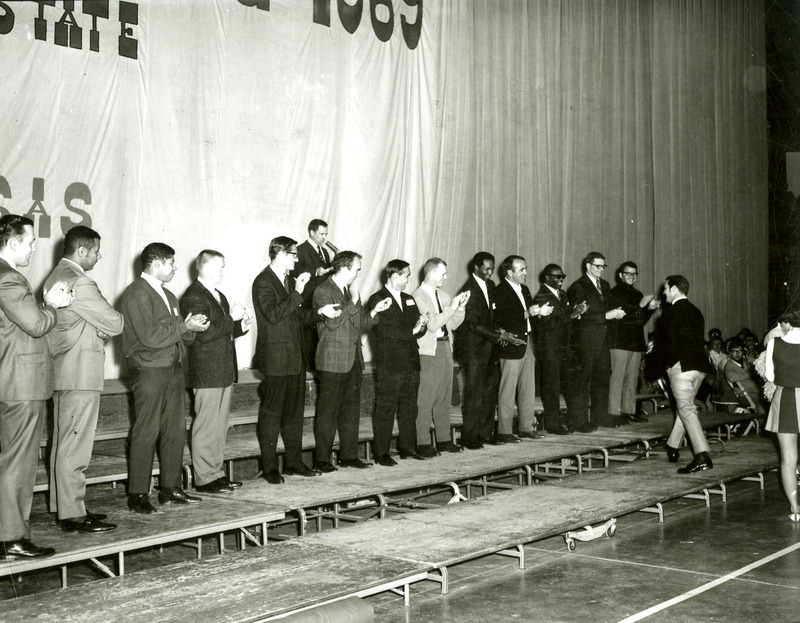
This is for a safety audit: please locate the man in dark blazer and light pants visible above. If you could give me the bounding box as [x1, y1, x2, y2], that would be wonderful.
[252, 236, 339, 483]
[567, 252, 625, 431]
[0, 214, 71, 559]
[45, 226, 123, 533]
[181, 250, 249, 493]
[120, 242, 209, 514]
[313, 250, 390, 471]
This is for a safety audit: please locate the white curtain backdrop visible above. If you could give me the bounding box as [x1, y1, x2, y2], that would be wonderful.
[0, 0, 767, 378]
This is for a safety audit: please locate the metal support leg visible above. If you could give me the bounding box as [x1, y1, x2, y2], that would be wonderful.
[743, 472, 765, 489]
[684, 489, 711, 507]
[446, 482, 467, 504]
[496, 544, 525, 569]
[708, 483, 727, 503]
[426, 567, 449, 595]
[640, 503, 664, 523]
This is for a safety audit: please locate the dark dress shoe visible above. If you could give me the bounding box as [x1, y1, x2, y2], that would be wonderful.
[398, 450, 428, 460]
[576, 423, 595, 433]
[416, 444, 439, 458]
[61, 517, 117, 533]
[0, 539, 55, 560]
[195, 478, 234, 493]
[437, 441, 463, 453]
[496, 433, 521, 444]
[158, 488, 202, 504]
[376, 453, 398, 467]
[265, 470, 285, 484]
[625, 413, 649, 423]
[677, 452, 713, 474]
[599, 415, 622, 428]
[339, 458, 373, 469]
[86, 510, 108, 522]
[518, 430, 546, 439]
[128, 494, 159, 514]
[550, 425, 570, 436]
[665, 444, 680, 463]
[461, 441, 485, 450]
[284, 464, 321, 477]
[222, 478, 243, 488]
[313, 461, 338, 473]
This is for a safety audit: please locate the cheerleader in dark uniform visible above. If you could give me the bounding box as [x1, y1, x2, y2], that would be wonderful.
[765, 310, 800, 522]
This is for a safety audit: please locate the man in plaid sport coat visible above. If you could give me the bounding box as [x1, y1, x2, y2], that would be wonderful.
[311, 251, 391, 472]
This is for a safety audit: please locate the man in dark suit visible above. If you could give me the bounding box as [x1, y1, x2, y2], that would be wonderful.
[368, 260, 427, 466]
[312, 251, 391, 471]
[45, 226, 123, 533]
[181, 250, 250, 493]
[566, 252, 625, 431]
[252, 236, 340, 483]
[120, 243, 209, 514]
[454, 252, 514, 449]
[0, 214, 72, 560]
[533, 264, 587, 435]
[291, 219, 334, 370]
[659, 275, 714, 473]
[494, 255, 552, 443]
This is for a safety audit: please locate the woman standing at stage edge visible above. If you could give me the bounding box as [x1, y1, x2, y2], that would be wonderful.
[765, 310, 800, 522]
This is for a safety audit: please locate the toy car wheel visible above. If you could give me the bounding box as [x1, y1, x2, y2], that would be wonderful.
[607, 524, 616, 537]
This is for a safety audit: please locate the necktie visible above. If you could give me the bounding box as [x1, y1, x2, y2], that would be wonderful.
[213, 288, 222, 304]
[283, 276, 290, 292]
[435, 290, 449, 338]
[317, 245, 326, 263]
[344, 286, 350, 300]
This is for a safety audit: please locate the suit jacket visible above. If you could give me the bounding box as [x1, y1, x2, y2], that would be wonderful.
[656, 298, 713, 374]
[367, 287, 424, 374]
[608, 283, 653, 352]
[252, 266, 320, 377]
[181, 280, 246, 388]
[120, 277, 195, 368]
[494, 280, 534, 360]
[532, 284, 574, 361]
[44, 259, 124, 391]
[567, 274, 614, 350]
[453, 275, 498, 364]
[291, 240, 332, 303]
[0, 258, 57, 401]
[313, 277, 377, 373]
[412, 285, 465, 357]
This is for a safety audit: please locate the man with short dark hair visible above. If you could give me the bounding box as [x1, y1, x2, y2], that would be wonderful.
[659, 275, 714, 473]
[533, 264, 586, 435]
[120, 243, 209, 514]
[292, 219, 334, 369]
[608, 261, 659, 425]
[312, 251, 391, 471]
[368, 260, 428, 465]
[0, 214, 71, 560]
[252, 236, 340, 484]
[494, 255, 552, 443]
[413, 258, 467, 457]
[567, 252, 625, 431]
[181, 250, 250, 493]
[454, 252, 509, 449]
[44, 226, 123, 533]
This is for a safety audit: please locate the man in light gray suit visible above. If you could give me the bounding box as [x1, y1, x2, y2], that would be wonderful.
[0, 215, 72, 560]
[45, 226, 123, 533]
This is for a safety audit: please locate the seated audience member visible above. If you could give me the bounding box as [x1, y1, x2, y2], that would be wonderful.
[724, 338, 766, 414]
[708, 335, 727, 371]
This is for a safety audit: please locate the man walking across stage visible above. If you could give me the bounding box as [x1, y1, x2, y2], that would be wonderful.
[252, 236, 340, 484]
[368, 259, 428, 466]
[413, 258, 467, 457]
[120, 243, 209, 514]
[567, 252, 625, 431]
[45, 226, 123, 533]
[181, 250, 250, 493]
[312, 251, 391, 471]
[533, 264, 587, 435]
[658, 275, 714, 474]
[494, 255, 552, 443]
[454, 252, 517, 449]
[0, 215, 72, 560]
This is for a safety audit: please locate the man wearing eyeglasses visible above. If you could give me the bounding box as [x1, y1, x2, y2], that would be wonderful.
[608, 261, 660, 425]
[252, 237, 341, 484]
[533, 264, 587, 435]
[566, 252, 625, 431]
